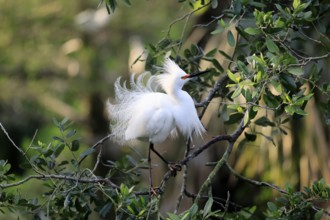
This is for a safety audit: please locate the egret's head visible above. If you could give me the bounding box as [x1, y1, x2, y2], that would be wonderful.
[157, 58, 187, 93]
[158, 58, 209, 94]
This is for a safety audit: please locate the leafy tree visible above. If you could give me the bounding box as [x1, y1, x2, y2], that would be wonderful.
[1, 0, 330, 219]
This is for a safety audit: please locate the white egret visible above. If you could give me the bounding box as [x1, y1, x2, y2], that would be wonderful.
[107, 58, 207, 192]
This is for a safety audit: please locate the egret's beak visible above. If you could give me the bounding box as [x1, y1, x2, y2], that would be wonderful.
[181, 69, 210, 79]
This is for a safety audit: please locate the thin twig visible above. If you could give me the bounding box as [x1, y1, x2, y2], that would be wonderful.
[224, 162, 330, 217]
[193, 14, 225, 28]
[92, 144, 103, 173]
[224, 162, 287, 194]
[0, 122, 25, 155]
[164, 2, 211, 38]
[222, 191, 230, 217]
[184, 189, 242, 208]
[174, 139, 191, 213]
[0, 173, 118, 189]
[0, 122, 46, 176]
[196, 75, 229, 118]
[78, 133, 113, 165]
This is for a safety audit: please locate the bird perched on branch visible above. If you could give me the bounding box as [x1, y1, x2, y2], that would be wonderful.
[107, 58, 207, 192]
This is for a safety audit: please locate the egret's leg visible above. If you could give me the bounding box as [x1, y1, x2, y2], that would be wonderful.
[148, 142, 153, 198]
[148, 142, 159, 198]
[149, 143, 169, 165]
[150, 144, 182, 174]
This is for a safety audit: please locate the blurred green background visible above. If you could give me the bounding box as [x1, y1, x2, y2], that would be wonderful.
[0, 0, 329, 218]
[0, 0, 189, 171]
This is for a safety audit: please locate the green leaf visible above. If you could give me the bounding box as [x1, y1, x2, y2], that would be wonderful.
[255, 116, 275, 127]
[265, 39, 279, 54]
[71, 140, 80, 151]
[99, 203, 112, 218]
[167, 213, 180, 220]
[79, 148, 96, 160]
[53, 144, 65, 158]
[267, 202, 277, 211]
[314, 209, 324, 220]
[203, 197, 213, 218]
[285, 105, 308, 116]
[237, 60, 249, 76]
[227, 30, 235, 47]
[221, 105, 229, 121]
[270, 78, 283, 94]
[189, 203, 198, 216]
[227, 70, 238, 83]
[225, 113, 244, 124]
[122, 0, 131, 6]
[205, 48, 218, 57]
[238, 206, 256, 218]
[219, 50, 232, 60]
[211, 59, 224, 72]
[66, 129, 76, 138]
[248, 1, 266, 8]
[107, 0, 117, 13]
[243, 110, 249, 126]
[293, 0, 301, 9]
[219, 18, 227, 28]
[231, 86, 242, 99]
[288, 67, 304, 76]
[280, 74, 297, 91]
[244, 27, 260, 35]
[52, 136, 64, 143]
[211, 0, 218, 9]
[127, 205, 135, 215]
[211, 27, 224, 35]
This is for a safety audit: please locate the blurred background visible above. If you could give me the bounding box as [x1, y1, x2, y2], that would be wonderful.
[0, 0, 188, 173]
[0, 0, 329, 218]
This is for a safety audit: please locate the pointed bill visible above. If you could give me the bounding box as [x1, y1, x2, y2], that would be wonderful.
[181, 69, 210, 79]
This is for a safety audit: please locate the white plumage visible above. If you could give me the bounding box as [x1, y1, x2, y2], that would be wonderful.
[107, 58, 205, 145]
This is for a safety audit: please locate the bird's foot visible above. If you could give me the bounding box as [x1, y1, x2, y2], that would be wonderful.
[167, 162, 182, 176]
[149, 186, 162, 196]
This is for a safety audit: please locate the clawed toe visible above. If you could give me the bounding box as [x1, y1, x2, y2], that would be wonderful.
[168, 163, 182, 176]
[149, 186, 162, 196]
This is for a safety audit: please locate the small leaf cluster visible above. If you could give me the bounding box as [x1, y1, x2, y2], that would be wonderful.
[167, 195, 256, 220]
[101, 0, 132, 14]
[265, 179, 330, 219]
[0, 119, 158, 219]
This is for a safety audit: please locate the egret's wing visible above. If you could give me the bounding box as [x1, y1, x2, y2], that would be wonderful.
[145, 108, 175, 144]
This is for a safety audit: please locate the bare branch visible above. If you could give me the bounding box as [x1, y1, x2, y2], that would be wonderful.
[196, 75, 229, 118]
[0, 122, 25, 155]
[164, 2, 211, 38]
[78, 133, 113, 165]
[0, 173, 118, 189]
[174, 139, 191, 213]
[184, 189, 242, 209]
[224, 162, 287, 194]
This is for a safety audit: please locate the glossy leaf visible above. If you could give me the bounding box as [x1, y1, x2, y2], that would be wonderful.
[265, 38, 279, 54]
[255, 116, 275, 127]
[227, 30, 235, 47]
[244, 27, 260, 35]
[288, 67, 304, 76]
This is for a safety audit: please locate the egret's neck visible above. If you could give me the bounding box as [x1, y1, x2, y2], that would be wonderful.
[164, 84, 184, 99]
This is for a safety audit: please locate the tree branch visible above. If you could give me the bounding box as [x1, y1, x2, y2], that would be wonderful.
[0, 173, 118, 189]
[224, 162, 287, 194]
[196, 74, 229, 118]
[78, 133, 113, 165]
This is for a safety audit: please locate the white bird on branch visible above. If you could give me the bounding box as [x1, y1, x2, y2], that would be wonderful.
[107, 58, 207, 192]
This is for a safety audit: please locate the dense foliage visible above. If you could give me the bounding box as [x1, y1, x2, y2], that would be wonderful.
[1, 0, 329, 219]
